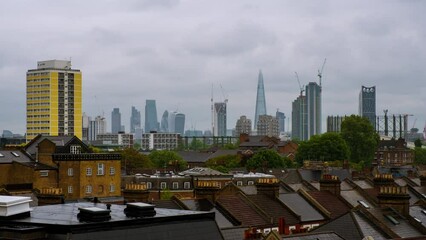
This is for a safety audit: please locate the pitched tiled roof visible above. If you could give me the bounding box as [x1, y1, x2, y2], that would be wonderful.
[306, 191, 351, 219]
[216, 194, 270, 227]
[0, 150, 32, 163]
[208, 150, 239, 159]
[282, 231, 345, 240]
[246, 194, 299, 225]
[279, 193, 325, 222]
[221, 227, 247, 240]
[151, 199, 183, 210]
[177, 151, 211, 163]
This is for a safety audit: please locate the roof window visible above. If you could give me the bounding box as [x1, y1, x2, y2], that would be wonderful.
[11, 152, 19, 157]
[0, 153, 4, 157]
[384, 214, 400, 225]
[358, 200, 370, 209]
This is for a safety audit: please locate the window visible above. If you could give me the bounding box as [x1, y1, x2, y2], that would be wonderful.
[40, 170, 49, 177]
[147, 182, 152, 189]
[98, 185, 104, 193]
[237, 181, 243, 186]
[110, 184, 115, 193]
[86, 167, 92, 176]
[110, 167, 115, 175]
[97, 163, 105, 175]
[172, 182, 179, 189]
[68, 186, 73, 193]
[70, 145, 81, 154]
[160, 182, 167, 189]
[184, 182, 190, 189]
[248, 181, 254, 186]
[86, 185, 92, 194]
[11, 152, 19, 157]
[67, 168, 73, 176]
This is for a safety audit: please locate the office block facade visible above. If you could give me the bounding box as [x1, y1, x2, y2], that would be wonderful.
[26, 60, 82, 142]
[145, 100, 158, 133]
[130, 106, 141, 133]
[306, 82, 322, 139]
[276, 111, 286, 133]
[256, 115, 279, 137]
[291, 95, 307, 141]
[235, 115, 252, 137]
[213, 102, 227, 136]
[111, 108, 121, 134]
[359, 86, 376, 128]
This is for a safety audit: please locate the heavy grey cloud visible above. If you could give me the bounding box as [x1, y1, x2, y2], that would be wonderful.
[1, 0, 425, 135]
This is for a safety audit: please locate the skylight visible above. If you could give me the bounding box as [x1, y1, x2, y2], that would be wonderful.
[358, 200, 370, 209]
[421, 210, 426, 215]
[384, 215, 400, 225]
[0, 153, 4, 157]
[11, 152, 19, 157]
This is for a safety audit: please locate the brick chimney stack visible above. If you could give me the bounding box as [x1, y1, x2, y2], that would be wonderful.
[255, 178, 280, 198]
[319, 174, 341, 196]
[377, 186, 410, 217]
[373, 174, 395, 187]
[194, 180, 221, 202]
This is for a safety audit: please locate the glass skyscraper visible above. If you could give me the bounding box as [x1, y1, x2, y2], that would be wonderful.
[276, 110, 286, 133]
[214, 102, 227, 136]
[130, 106, 141, 133]
[111, 108, 121, 134]
[254, 70, 267, 130]
[359, 86, 376, 128]
[145, 100, 158, 133]
[174, 113, 185, 136]
[160, 110, 169, 132]
[291, 95, 307, 141]
[306, 82, 322, 139]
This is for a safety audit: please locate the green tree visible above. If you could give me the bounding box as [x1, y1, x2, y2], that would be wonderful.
[246, 149, 285, 172]
[120, 148, 153, 174]
[341, 115, 379, 165]
[295, 132, 349, 165]
[415, 139, 423, 148]
[206, 154, 241, 173]
[149, 150, 187, 171]
[189, 139, 205, 150]
[414, 147, 426, 165]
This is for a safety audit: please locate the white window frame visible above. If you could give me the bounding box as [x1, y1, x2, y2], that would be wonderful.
[248, 181, 254, 186]
[70, 145, 81, 154]
[110, 184, 115, 193]
[40, 170, 49, 177]
[237, 181, 243, 186]
[172, 182, 179, 189]
[97, 163, 105, 175]
[184, 182, 190, 189]
[160, 182, 167, 189]
[86, 167, 92, 176]
[68, 185, 73, 193]
[86, 185, 92, 194]
[110, 167, 115, 175]
[147, 182, 152, 189]
[67, 168, 73, 176]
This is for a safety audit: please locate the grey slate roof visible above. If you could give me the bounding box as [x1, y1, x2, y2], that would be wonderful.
[0, 150, 32, 163]
[177, 151, 211, 163]
[278, 193, 325, 222]
[179, 199, 235, 228]
[25, 135, 75, 156]
[282, 231, 345, 239]
[221, 227, 247, 240]
[340, 189, 374, 208]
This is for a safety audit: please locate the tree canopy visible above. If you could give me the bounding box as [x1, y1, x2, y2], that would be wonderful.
[414, 147, 426, 165]
[120, 148, 153, 174]
[206, 154, 241, 173]
[149, 150, 187, 171]
[295, 132, 349, 165]
[246, 149, 288, 171]
[340, 115, 379, 165]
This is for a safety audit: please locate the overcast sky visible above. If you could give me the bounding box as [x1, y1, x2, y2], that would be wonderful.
[1, 0, 425, 135]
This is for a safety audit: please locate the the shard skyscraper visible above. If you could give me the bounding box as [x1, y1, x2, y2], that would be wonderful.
[254, 70, 267, 130]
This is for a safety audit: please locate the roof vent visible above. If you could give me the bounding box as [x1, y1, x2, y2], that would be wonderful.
[124, 202, 156, 218]
[77, 207, 111, 222]
[0, 196, 32, 219]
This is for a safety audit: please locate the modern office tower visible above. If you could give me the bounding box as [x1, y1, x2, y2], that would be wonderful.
[88, 116, 107, 141]
[82, 113, 90, 141]
[305, 82, 322, 139]
[168, 111, 176, 133]
[291, 95, 307, 141]
[134, 127, 143, 141]
[145, 100, 159, 133]
[276, 111, 286, 133]
[359, 86, 376, 128]
[111, 108, 121, 134]
[327, 115, 347, 133]
[256, 115, 279, 137]
[130, 106, 141, 133]
[161, 110, 169, 132]
[174, 113, 185, 136]
[26, 60, 82, 142]
[235, 115, 252, 137]
[254, 70, 267, 129]
[213, 102, 227, 136]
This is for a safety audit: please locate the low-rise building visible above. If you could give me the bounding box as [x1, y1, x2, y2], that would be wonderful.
[141, 132, 179, 150]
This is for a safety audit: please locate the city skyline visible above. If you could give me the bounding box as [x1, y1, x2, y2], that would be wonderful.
[1, 1, 425, 135]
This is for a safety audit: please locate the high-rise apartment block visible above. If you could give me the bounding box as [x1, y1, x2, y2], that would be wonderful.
[359, 86, 376, 128]
[291, 95, 307, 141]
[88, 116, 107, 141]
[256, 115, 279, 137]
[26, 60, 82, 142]
[111, 108, 121, 134]
[327, 115, 347, 133]
[306, 82, 322, 139]
[145, 100, 158, 133]
[276, 111, 286, 133]
[213, 102, 227, 136]
[254, 70, 267, 130]
[130, 106, 141, 133]
[235, 116, 252, 137]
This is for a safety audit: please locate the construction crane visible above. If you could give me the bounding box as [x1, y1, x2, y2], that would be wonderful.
[295, 72, 304, 96]
[220, 84, 228, 104]
[318, 58, 327, 88]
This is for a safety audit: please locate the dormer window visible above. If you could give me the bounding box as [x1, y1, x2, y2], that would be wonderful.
[70, 145, 81, 154]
